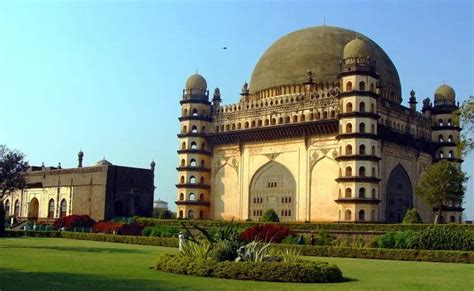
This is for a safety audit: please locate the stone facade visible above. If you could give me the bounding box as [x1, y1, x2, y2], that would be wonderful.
[4, 157, 155, 222]
[176, 26, 463, 223]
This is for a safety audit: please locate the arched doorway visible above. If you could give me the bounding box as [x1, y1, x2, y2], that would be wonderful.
[386, 165, 413, 223]
[28, 198, 39, 220]
[249, 161, 296, 222]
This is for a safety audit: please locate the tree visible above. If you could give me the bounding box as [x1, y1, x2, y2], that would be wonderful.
[402, 208, 423, 224]
[261, 209, 280, 222]
[457, 96, 474, 154]
[415, 160, 467, 224]
[153, 208, 174, 219]
[0, 145, 29, 237]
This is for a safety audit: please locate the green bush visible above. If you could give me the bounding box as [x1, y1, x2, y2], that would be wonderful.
[155, 254, 343, 283]
[374, 227, 473, 251]
[5, 230, 61, 238]
[402, 209, 423, 224]
[261, 209, 280, 222]
[270, 244, 474, 264]
[142, 225, 180, 237]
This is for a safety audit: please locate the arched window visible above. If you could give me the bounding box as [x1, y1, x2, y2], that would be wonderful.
[346, 81, 353, 91]
[226, 124, 230, 130]
[14, 200, 20, 217]
[189, 176, 196, 184]
[189, 193, 196, 201]
[359, 81, 366, 91]
[251, 120, 256, 127]
[439, 151, 444, 158]
[179, 193, 184, 200]
[448, 135, 453, 142]
[179, 210, 183, 218]
[183, 109, 188, 116]
[200, 177, 205, 184]
[438, 135, 444, 142]
[199, 210, 204, 219]
[190, 159, 197, 167]
[359, 102, 366, 112]
[245, 122, 249, 128]
[180, 176, 185, 184]
[258, 120, 263, 126]
[359, 144, 366, 155]
[300, 114, 306, 122]
[232, 123, 236, 129]
[346, 123, 353, 133]
[191, 126, 198, 133]
[182, 125, 187, 133]
[60, 199, 67, 217]
[450, 216, 455, 223]
[345, 188, 352, 198]
[316, 112, 321, 119]
[438, 119, 443, 126]
[323, 111, 328, 119]
[448, 151, 454, 158]
[371, 103, 375, 112]
[359, 187, 366, 198]
[372, 167, 376, 177]
[331, 110, 335, 118]
[345, 209, 352, 221]
[192, 108, 198, 116]
[346, 102, 353, 112]
[372, 188, 376, 198]
[447, 119, 452, 126]
[359, 210, 365, 221]
[188, 210, 195, 219]
[309, 113, 314, 120]
[265, 119, 269, 126]
[371, 124, 375, 133]
[199, 193, 204, 201]
[201, 126, 206, 132]
[359, 122, 366, 133]
[293, 115, 298, 122]
[359, 167, 366, 177]
[181, 142, 186, 150]
[215, 126, 219, 132]
[372, 145, 376, 155]
[48, 199, 55, 218]
[346, 144, 353, 155]
[345, 166, 352, 176]
[191, 142, 197, 149]
[370, 83, 375, 92]
[180, 159, 185, 167]
[5, 200, 10, 215]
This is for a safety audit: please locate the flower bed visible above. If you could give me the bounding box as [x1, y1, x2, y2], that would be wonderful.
[155, 254, 343, 283]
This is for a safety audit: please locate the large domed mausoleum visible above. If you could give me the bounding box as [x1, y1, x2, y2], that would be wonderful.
[175, 26, 463, 224]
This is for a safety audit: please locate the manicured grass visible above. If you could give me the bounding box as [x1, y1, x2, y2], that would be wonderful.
[0, 238, 473, 290]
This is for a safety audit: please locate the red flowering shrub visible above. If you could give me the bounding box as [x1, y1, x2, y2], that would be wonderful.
[240, 224, 292, 243]
[92, 221, 123, 234]
[120, 223, 144, 236]
[53, 215, 95, 230]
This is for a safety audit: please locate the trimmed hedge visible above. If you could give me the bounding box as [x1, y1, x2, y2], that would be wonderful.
[60, 232, 179, 247]
[5, 230, 61, 238]
[134, 217, 474, 232]
[155, 254, 343, 283]
[271, 244, 474, 264]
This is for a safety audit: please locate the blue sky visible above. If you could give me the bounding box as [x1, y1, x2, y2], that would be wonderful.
[0, 0, 472, 219]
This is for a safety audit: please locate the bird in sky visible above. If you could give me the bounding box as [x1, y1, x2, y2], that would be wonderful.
[222, 46, 227, 50]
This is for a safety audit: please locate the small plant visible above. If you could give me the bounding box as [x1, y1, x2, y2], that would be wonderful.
[402, 208, 423, 224]
[236, 241, 274, 262]
[180, 240, 213, 259]
[261, 209, 280, 222]
[53, 215, 95, 231]
[279, 248, 302, 263]
[316, 230, 336, 246]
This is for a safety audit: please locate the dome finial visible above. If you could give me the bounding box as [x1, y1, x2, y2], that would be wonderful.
[323, 16, 326, 26]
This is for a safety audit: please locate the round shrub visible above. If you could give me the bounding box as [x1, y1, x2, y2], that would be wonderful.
[402, 208, 423, 224]
[155, 254, 343, 283]
[261, 209, 280, 222]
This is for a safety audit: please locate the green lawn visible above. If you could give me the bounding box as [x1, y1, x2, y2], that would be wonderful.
[0, 238, 472, 290]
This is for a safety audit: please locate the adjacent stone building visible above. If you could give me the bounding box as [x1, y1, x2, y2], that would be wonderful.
[176, 26, 463, 223]
[4, 151, 155, 222]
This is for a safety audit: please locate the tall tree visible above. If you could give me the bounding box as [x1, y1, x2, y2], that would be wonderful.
[415, 160, 468, 224]
[458, 96, 474, 153]
[0, 145, 29, 237]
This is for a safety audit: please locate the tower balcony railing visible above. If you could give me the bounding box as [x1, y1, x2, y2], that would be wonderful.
[176, 166, 211, 172]
[175, 200, 211, 206]
[334, 197, 381, 204]
[175, 183, 211, 189]
[335, 154, 381, 162]
[335, 176, 381, 183]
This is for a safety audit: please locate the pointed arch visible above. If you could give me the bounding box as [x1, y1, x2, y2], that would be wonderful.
[249, 161, 296, 222]
[386, 164, 413, 223]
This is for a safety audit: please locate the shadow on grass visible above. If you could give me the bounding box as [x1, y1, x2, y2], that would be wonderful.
[0, 245, 146, 254]
[0, 268, 166, 290]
